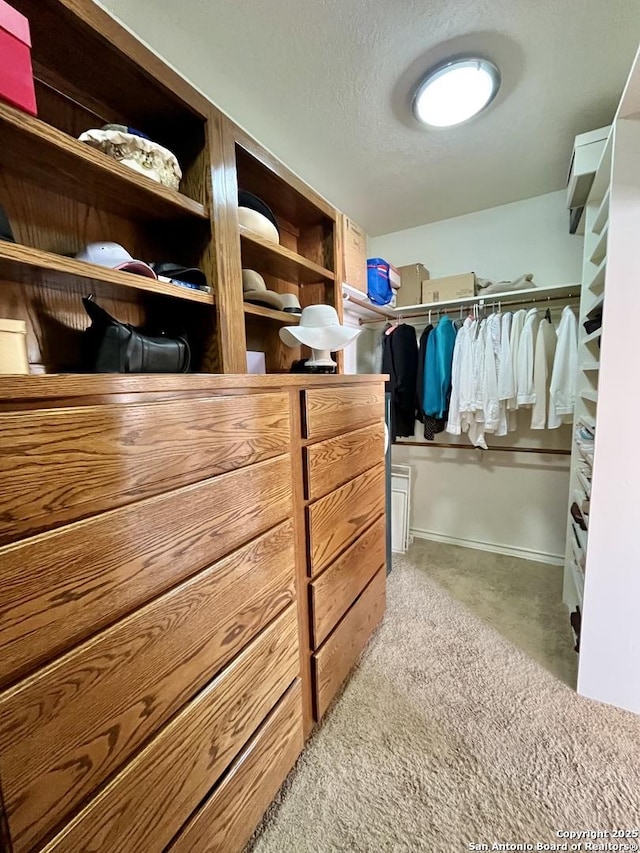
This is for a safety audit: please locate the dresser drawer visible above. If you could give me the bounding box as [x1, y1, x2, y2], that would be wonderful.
[313, 568, 386, 721]
[0, 521, 296, 852]
[304, 422, 385, 502]
[310, 516, 385, 648]
[0, 392, 290, 546]
[41, 606, 299, 853]
[307, 464, 385, 576]
[302, 386, 385, 442]
[168, 680, 303, 853]
[0, 454, 293, 689]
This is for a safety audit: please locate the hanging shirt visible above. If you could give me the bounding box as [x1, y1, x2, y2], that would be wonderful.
[483, 313, 503, 434]
[382, 323, 419, 440]
[498, 312, 515, 433]
[516, 308, 540, 406]
[508, 309, 526, 414]
[548, 306, 578, 429]
[531, 318, 558, 430]
[424, 315, 456, 420]
[446, 317, 473, 436]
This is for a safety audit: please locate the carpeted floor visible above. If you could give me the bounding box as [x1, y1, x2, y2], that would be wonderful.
[249, 540, 640, 853]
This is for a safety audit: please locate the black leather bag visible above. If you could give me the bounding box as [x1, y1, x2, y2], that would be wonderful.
[82, 295, 191, 373]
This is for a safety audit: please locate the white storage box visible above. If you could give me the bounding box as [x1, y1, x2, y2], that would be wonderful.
[0, 318, 28, 374]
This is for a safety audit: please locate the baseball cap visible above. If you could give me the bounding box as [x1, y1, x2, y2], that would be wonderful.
[75, 242, 157, 279]
[150, 262, 207, 287]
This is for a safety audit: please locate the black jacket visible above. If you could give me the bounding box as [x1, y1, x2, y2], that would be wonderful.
[382, 323, 418, 440]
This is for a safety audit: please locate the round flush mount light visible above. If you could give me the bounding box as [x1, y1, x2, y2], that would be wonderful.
[412, 57, 501, 128]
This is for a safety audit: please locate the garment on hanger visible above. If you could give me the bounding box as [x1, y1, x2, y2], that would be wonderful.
[382, 322, 419, 440]
[508, 309, 526, 415]
[416, 324, 446, 440]
[498, 312, 516, 432]
[548, 306, 578, 429]
[531, 315, 557, 430]
[516, 307, 540, 406]
[424, 315, 457, 421]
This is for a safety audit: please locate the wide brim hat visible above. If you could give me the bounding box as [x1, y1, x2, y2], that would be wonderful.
[238, 191, 278, 230]
[242, 269, 284, 311]
[280, 304, 361, 350]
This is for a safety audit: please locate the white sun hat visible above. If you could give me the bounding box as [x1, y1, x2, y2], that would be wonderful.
[279, 304, 361, 350]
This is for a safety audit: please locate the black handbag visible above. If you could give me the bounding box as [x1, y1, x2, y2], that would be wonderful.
[82, 295, 191, 373]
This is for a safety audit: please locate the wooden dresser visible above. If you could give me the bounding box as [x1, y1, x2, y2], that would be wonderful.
[0, 373, 386, 852]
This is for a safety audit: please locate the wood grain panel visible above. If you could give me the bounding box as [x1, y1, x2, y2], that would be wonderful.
[239, 228, 334, 285]
[303, 386, 385, 441]
[313, 568, 386, 721]
[0, 454, 292, 688]
[305, 422, 385, 501]
[0, 392, 290, 544]
[41, 606, 299, 853]
[0, 521, 295, 851]
[168, 680, 303, 853]
[311, 517, 385, 648]
[307, 464, 385, 576]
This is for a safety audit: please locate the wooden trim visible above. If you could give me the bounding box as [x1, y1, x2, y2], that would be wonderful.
[243, 303, 301, 325]
[288, 390, 314, 738]
[0, 374, 388, 402]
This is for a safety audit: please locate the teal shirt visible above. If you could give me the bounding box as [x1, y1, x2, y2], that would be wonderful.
[424, 315, 457, 419]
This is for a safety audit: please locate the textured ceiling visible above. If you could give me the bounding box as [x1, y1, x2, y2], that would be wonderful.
[99, 0, 640, 236]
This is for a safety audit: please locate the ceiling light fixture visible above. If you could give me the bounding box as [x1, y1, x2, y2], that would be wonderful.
[413, 57, 501, 128]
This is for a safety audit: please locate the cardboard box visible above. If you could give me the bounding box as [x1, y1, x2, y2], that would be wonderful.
[0, 0, 37, 116]
[342, 215, 367, 293]
[396, 264, 430, 307]
[421, 273, 475, 304]
[389, 263, 401, 289]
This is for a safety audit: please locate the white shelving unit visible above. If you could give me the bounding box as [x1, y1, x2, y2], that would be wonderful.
[562, 43, 640, 716]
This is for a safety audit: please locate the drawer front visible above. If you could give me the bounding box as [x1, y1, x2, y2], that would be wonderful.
[0, 521, 296, 852]
[168, 680, 304, 853]
[303, 386, 385, 442]
[42, 606, 299, 853]
[0, 392, 290, 545]
[311, 516, 385, 648]
[307, 464, 385, 576]
[0, 454, 292, 689]
[304, 422, 385, 502]
[313, 567, 386, 721]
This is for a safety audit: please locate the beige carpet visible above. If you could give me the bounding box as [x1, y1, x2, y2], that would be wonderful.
[249, 541, 640, 853]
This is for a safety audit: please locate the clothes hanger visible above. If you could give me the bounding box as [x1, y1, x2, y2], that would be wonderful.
[545, 298, 552, 324]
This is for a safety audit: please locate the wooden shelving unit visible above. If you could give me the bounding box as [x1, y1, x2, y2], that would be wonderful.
[239, 228, 335, 285]
[0, 242, 213, 304]
[0, 101, 208, 222]
[243, 302, 300, 324]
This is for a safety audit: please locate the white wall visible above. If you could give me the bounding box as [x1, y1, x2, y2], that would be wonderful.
[369, 190, 583, 563]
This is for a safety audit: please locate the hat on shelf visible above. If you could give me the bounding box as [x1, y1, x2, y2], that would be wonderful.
[280, 293, 302, 314]
[0, 204, 15, 242]
[242, 269, 284, 310]
[75, 242, 157, 278]
[150, 262, 207, 288]
[279, 304, 360, 351]
[78, 126, 182, 189]
[238, 190, 279, 244]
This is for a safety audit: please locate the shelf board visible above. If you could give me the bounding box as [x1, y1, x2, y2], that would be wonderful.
[581, 362, 600, 371]
[593, 188, 610, 235]
[397, 283, 581, 315]
[590, 225, 608, 265]
[0, 101, 208, 222]
[589, 292, 605, 313]
[587, 257, 606, 294]
[243, 302, 300, 324]
[239, 227, 335, 285]
[584, 328, 602, 345]
[580, 389, 598, 403]
[577, 469, 592, 498]
[568, 557, 585, 605]
[0, 241, 214, 304]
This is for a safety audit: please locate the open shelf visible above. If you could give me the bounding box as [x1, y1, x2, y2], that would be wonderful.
[0, 101, 209, 222]
[590, 226, 608, 265]
[577, 469, 592, 498]
[243, 302, 300, 324]
[581, 389, 598, 403]
[239, 227, 335, 285]
[593, 189, 610, 235]
[581, 362, 600, 371]
[0, 241, 214, 304]
[589, 292, 605, 313]
[584, 328, 602, 345]
[588, 257, 606, 294]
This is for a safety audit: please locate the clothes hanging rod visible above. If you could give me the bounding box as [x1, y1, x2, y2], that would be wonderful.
[394, 440, 570, 456]
[358, 285, 581, 326]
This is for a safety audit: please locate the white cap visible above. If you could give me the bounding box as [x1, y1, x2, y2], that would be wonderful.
[75, 242, 157, 278]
